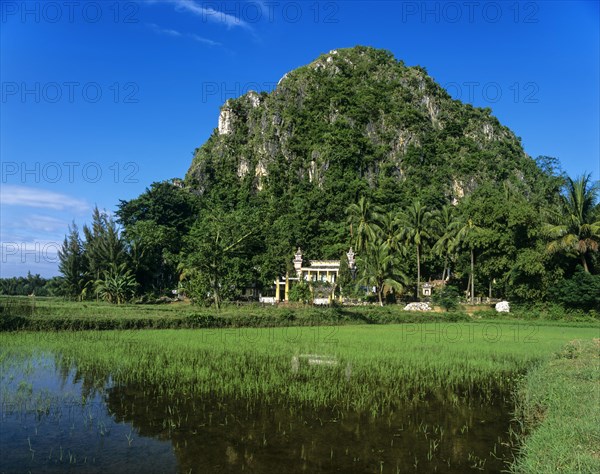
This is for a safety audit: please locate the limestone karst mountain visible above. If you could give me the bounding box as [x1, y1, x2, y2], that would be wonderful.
[185, 45, 533, 207]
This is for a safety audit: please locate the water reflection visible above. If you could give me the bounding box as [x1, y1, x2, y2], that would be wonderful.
[1, 355, 515, 473]
[107, 384, 514, 473]
[0, 354, 177, 474]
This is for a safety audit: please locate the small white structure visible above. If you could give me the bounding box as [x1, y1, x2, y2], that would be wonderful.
[495, 301, 510, 313]
[313, 297, 330, 306]
[404, 302, 432, 312]
[422, 282, 433, 297]
[291, 354, 351, 380]
[259, 296, 276, 304]
[291, 354, 338, 373]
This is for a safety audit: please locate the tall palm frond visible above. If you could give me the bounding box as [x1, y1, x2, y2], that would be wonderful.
[346, 197, 381, 253]
[544, 174, 600, 272]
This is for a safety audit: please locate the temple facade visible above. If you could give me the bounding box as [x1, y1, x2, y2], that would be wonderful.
[262, 247, 356, 304]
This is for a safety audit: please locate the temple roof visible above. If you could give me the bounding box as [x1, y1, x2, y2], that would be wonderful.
[305, 260, 340, 269]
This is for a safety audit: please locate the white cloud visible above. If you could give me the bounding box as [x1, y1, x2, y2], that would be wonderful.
[148, 22, 183, 37]
[0, 185, 89, 212]
[188, 33, 222, 46]
[147, 22, 222, 47]
[16, 214, 69, 233]
[172, 0, 252, 30]
[147, 23, 223, 46]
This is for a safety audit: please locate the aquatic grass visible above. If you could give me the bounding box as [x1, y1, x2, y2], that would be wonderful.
[2, 323, 597, 413]
[2, 322, 598, 472]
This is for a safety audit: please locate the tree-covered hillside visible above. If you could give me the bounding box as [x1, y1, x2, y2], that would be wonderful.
[187, 46, 531, 209]
[55, 46, 599, 310]
[184, 47, 546, 260]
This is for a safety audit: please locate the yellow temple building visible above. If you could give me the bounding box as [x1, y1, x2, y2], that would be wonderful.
[267, 247, 356, 304]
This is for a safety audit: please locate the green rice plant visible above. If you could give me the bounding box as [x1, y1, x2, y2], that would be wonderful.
[1, 321, 598, 472]
[1, 323, 597, 413]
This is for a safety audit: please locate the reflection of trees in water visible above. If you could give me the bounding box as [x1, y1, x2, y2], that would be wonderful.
[104, 382, 515, 473]
[55, 355, 112, 402]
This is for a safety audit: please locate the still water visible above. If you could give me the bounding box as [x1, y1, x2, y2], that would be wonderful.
[1, 354, 515, 473]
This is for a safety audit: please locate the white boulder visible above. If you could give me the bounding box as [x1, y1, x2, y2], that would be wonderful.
[403, 302, 432, 312]
[495, 301, 510, 313]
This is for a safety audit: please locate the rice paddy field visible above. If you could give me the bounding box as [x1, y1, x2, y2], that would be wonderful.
[1, 313, 599, 473]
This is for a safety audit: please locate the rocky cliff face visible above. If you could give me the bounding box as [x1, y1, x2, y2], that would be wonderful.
[186, 46, 530, 204]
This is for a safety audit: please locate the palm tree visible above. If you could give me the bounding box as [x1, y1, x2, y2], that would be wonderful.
[433, 204, 459, 281]
[452, 216, 483, 304]
[544, 174, 600, 272]
[358, 241, 408, 306]
[346, 197, 381, 253]
[376, 211, 405, 256]
[402, 200, 434, 299]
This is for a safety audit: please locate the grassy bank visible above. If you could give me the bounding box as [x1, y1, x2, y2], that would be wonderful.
[1, 296, 597, 332]
[0, 296, 469, 331]
[512, 338, 600, 473]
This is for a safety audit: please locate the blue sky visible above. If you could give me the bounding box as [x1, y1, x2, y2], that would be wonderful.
[1, 0, 599, 277]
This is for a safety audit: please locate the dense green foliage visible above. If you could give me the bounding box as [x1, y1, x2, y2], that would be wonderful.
[50, 47, 598, 310]
[181, 207, 262, 308]
[57, 207, 134, 302]
[550, 267, 600, 311]
[116, 180, 200, 293]
[432, 285, 460, 311]
[0, 273, 61, 296]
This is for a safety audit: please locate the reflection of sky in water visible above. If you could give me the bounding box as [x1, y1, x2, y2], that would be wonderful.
[0, 354, 177, 474]
[1, 354, 515, 473]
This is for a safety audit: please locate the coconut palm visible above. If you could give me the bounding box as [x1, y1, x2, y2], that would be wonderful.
[346, 197, 381, 253]
[358, 241, 408, 306]
[376, 211, 406, 256]
[433, 204, 460, 281]
[401, 200, 435, 299]
[544, 174, 600, 272]
[452, 216, 483, 304]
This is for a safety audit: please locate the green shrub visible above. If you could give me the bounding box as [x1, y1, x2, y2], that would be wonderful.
[432, 285, 460, 311]
[549, 267, 600, 312]
[288, 282, 312, 304]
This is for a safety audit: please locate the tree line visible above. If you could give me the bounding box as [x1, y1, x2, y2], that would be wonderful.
[0, 273, 62, 296]
[52, 168, 600, 312]
[346, 172, 599, 308]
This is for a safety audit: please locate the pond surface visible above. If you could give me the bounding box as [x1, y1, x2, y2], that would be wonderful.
[1, 354, 516, 473]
